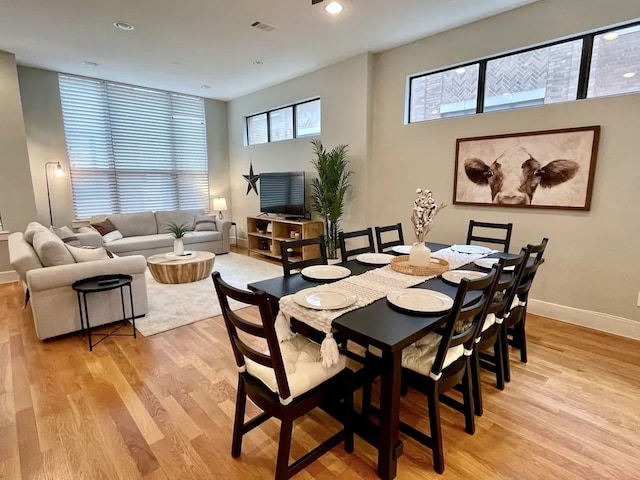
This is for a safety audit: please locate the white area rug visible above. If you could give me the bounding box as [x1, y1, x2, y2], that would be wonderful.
[135, 252, 282, 336]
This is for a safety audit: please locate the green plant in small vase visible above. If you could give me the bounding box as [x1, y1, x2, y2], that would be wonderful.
[166, 222, 189, 256]
[310, 139, 353, 260]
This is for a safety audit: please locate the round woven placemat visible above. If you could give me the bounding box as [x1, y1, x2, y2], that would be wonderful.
[390, 255, 450, 276]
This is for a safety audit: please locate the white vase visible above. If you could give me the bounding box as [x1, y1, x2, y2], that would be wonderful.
[173, 238, 184, 256]
[409, 242, 431, 267]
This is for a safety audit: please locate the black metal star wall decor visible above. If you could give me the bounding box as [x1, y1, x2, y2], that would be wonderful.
[243, 162, 259, 196]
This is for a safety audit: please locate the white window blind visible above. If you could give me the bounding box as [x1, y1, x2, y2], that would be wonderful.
[59, 74, 209, 219]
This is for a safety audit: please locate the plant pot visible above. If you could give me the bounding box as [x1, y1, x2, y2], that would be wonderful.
[409, 242, 431, 267]
[328, 258, 341, 265]
[173, 238, 184, 256]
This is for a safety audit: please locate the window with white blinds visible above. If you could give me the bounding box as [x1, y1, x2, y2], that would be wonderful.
[59, 74, 209, 219]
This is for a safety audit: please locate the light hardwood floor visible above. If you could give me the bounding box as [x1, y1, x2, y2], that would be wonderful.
[1, 271, 640, 479]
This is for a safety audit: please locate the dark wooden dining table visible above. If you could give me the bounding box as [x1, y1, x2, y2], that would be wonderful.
[247, 242, 500, 480]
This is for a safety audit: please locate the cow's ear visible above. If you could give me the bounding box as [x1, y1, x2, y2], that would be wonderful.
[539, 160, 579, 187]
[464, 158, 492, 185]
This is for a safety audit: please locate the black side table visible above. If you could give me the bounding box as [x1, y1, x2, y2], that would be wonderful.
[72, 274, 136, 351]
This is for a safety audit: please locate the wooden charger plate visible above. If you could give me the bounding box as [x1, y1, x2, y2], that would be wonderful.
[390, 255, 449, 276]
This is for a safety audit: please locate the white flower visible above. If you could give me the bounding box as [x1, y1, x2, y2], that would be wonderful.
[410, 188, 446, 242]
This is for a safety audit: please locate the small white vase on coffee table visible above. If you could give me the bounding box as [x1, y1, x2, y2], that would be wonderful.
[173, 238, 184, 256]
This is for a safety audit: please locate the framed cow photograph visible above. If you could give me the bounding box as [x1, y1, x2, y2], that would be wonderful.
[453, 126, 600, 210]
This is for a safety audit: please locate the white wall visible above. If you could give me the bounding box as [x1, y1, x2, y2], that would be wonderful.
[226, 53, 373, 242]
[0, 51, 37, 273]
[17, 68, 231, 223]
[371, 0, 640, 321]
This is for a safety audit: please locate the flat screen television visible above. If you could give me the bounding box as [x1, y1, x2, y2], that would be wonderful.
[259, 171, 306, 217]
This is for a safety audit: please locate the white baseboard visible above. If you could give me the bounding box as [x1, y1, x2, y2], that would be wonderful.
[0, 270, 19, 284]
[528, 298, 640, 340]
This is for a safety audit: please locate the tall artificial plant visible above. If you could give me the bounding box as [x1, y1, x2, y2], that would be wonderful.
[310, 139, 353, 259]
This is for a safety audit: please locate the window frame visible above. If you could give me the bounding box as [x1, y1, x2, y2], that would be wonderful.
[407, 19, 640, 124]
[245, 97, 321, 145]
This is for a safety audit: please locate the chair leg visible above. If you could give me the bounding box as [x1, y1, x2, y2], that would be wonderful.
[502, 324, 511, 383]
[519, 316, 528, 363]
[461, 360, 475, 435]
[427, 382, 444, 474]
[275, 418, 293, 480]
[231, 378, 247, 458]
[494, 335, 505, 391]
[344, 374, 354, 454]
[470, 350, 483, 417]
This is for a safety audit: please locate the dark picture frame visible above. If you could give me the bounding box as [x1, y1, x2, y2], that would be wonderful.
[453, 126, 600, 210]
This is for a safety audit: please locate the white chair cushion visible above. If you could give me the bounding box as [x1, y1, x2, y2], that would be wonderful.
[401, 332, 465, 377]
[482, 313, 497, 332]
[245, 335, 346, 401]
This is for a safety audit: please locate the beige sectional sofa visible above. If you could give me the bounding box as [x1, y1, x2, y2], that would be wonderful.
[9, 223, 148, 340]
[86, 209, 231, 257]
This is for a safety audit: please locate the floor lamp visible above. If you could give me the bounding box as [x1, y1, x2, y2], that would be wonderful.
[45, 161, 64, 226]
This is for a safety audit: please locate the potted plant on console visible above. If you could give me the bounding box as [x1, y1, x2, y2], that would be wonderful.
[167, 222, 189, 256]
[310, 139, 353, 260]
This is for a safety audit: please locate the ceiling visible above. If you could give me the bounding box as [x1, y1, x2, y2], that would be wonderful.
[0, 0, 538, 100]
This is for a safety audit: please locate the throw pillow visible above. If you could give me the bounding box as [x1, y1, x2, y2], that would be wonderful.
[66, 245, 111, 262]
[91, 218, 124, 243]
[32, 230, 76, 267]
[24, 222, 49, 245]
[194, 214, 217, 231]
[52, 226, 81, 247]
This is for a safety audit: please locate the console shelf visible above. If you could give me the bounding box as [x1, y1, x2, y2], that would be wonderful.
[246, 216, 324, 263]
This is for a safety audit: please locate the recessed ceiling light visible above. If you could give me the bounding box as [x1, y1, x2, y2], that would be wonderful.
[603, 32, 618, 41]
[253, 60, 264, 66]
[83, 61, 99, 67]
[502, 92, 511, 96]
[455, 67, 466, 74]
[201, 85, 211, 89]
[324, 1, 344, 15]
[623, 72, 636, 78]
[113, 21, 135, 31]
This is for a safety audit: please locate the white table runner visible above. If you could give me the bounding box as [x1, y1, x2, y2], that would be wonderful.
[275, 247, 493, 367]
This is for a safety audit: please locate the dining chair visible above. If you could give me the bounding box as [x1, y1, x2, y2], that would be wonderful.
[504, 238, 548, 380]
[338, 228, 375, 261]
[280, 236, 328, 277]
[361, 265, 501, 474]
[470, 251, 526, 416]
[375, 223, 405, 253]
[466, 220, 513, 253]
[211, 272, 354, 479]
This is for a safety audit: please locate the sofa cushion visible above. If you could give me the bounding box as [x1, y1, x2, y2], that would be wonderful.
[194, 214, 217, 231]
[8, 232, 43, 282]
[91, 211, 157, 237]
[52, 226, 81, 247]
[90, 218, 123, 243]
[183, 231, 223, 244]
[104, 234, 174, 254]
[66, 245, 111, 262]
[155, 209, 204, 234]
[32, 230, 76, 267]
[24, 222, 49, 245]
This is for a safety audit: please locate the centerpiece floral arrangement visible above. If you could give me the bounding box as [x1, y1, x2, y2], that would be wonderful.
[409, 189, 446, 266]
[411, 188, 446, 241]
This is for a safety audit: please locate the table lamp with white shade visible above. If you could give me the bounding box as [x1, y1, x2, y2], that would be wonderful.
[212, 197, 228, 220]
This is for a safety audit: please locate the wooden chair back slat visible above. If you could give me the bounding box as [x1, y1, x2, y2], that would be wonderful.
[338, 228, 375, 261]
[212, 272, 292, 400]
[487, 251, 527, 318]
[375, 223, 405, 253]
[466, 220, 513, 253]
[280, 236, 328, 276]
[515, 238, 548, 300]
[431, 265, 501, 376]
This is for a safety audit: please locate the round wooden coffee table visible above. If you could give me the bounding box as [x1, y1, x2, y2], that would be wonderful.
[147, 251, 216, 284]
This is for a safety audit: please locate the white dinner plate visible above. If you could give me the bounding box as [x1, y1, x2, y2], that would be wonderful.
[441, 270, 488, 285]
[387, 289, 454, 314]
[356, 253, 395, 265]
[293, 287, 358, 310]
[451, 244, 494, 254]
[391, 245, 413, 255]
[300, 265, 351, 281]
[473, 258, 515, 271]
